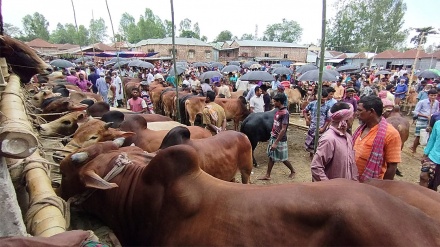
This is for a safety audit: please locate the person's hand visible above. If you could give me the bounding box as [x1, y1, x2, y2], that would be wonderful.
[426, 127, 432, 133]
[319, 127, 325, 134]
[421, 154, 429, 164]
[270, 142, 278, 151]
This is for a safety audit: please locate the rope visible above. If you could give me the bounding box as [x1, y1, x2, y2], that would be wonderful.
[28, 111, 70, 117]
[25, 195, 70, 233]
[0, 90, 27, 104]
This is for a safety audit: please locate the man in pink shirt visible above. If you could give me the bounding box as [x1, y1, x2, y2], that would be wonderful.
[66, 70, 79, 85]
[127, 88, 147, 113]
[310, 102, 358, 181]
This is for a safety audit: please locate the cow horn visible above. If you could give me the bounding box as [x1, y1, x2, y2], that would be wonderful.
[71, 152, 89, 164]
[113, 137, 125, 147]
[104, 122, 113, 129]
[82, 170, 118, 190]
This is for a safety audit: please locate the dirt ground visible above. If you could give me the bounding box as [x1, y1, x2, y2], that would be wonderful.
[242, 114, 424, 185]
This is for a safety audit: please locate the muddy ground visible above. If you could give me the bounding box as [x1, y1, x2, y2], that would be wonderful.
[41, 114, 424, 246]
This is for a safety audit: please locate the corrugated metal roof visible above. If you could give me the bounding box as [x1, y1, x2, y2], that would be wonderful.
[135, 37, 211, 47]
[26, 38, 58, 48]
[235, 40, 307, 48]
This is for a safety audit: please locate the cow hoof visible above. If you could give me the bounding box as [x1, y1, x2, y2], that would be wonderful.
[253, 163, 259, 168]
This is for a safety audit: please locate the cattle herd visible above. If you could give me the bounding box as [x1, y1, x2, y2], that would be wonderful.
[2, 35, 440, 246]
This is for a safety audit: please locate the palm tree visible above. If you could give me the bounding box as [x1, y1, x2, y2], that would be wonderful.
[410, 26, 438, 46]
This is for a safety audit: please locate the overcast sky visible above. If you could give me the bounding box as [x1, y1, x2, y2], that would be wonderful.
[3, 0, 440, 48]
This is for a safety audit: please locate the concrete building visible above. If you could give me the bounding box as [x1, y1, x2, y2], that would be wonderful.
[373, 49, 439, 70]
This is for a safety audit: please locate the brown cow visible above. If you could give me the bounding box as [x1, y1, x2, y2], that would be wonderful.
[230, 90, 245, 99]
[162, 91, 190, 119]
[285, 88, 302, 113]
[70, 91, 103, 103]
[159, 126, 252, 183]
[41, 97, 88, 121]
[214, 97, 250, 130]
[60, 144, 440, 246]
[38, 111, 89, 137]
[404, 88, 418, 115]
[383, 105, 410, 150]
[184, 96, 206, 126]
[30, 90, 60, 107]
[119, 115, 211, 152]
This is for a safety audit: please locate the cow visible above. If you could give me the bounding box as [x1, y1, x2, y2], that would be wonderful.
[119, 115, 211, 153]
[184, 96, 206, 126]
[240, 109, 277, 166]
[60, 143, 440, 246]
[86, 102, 111, 118]
[41, 97, 88, 121]
[159, 126, 252, 183]
[214, 96, 250, 131]
[38, 111, 89, 137]
[285, 88, 302, 113]
[403, 88, 418, 115]
[162, 91, 190, 119]
[30, 89, 60, 108]
[101, 110, 172, 128]
[383, 105, 410, 150]
[230, 90, 245, 99]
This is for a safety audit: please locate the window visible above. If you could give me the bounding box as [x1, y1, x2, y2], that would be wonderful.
[188, 50, 195, 59]
[264, 53, 269, 57]
[147, 49, 155, 53]
[205, 51, 211, 59]
[284, 54, 288, 59]
[227, 52, 230, 57]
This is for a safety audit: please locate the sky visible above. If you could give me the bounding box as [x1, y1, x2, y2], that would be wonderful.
[3, 0, 440, 49]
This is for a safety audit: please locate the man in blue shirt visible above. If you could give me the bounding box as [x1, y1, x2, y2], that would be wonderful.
[420, 119, 440, 190]
[87, 67, 100, 93]
[394, 79, 408, 105]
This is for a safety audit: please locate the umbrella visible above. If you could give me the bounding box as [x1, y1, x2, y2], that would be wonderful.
[271, 64, 284, 68]
[240, 71, 275, 82]
[272, 67, 293, 75]
[138, 61, 154, 69]
[427, 69, 440, 76]
[297, 69, 338, 82]
[199, 71, 223, 81]
[375, 70, 392, 76]
[193, 62, 210, 67]
[228, 61, 240, 66]
[85, 61, 95, 66]
[73, 56, 93, 63]
[296, 64, 318, 74]
[416, 70, 440, 79]
[112, 60, 129, 69]
[336, 64, 359, 72]
[128, 59, 142, 67]
[168, 66, 187, 76]
[49, 59, 74, 68]
[221, 65, 240, 73]
[242, 61, 257, 68]
[249, 63, 262, 69]
[324, 68, 340, 77]
[210, 62, 224, 68]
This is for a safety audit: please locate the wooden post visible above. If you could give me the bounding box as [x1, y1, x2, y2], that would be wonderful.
[0, 75, 38, 158]
[0, 74, 67, 237]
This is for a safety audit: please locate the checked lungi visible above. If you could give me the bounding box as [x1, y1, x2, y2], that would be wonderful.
[415, 118, 429, 136]
[267, 136, 288, 162]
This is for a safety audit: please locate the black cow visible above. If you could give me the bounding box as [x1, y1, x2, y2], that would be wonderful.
[240, 109, 277, 167]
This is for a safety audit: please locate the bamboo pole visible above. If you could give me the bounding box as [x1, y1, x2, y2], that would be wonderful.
[0, 74, 66, 237]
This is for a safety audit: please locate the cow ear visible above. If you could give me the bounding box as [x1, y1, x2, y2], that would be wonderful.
[104, 122, 113, 129]
[121, 131, 136, 138]
[82, 170, 118, 190]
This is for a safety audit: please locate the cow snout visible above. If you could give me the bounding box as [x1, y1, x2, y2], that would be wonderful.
[53, 151, 66, 163]
[61, 137, 72, 146]
[36, 125, 41, 131]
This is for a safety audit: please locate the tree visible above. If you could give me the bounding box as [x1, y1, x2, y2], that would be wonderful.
[241, 33, 254, 40]
[3, 23, 23, 37]
[179, 18, 192, 33]
[200, 35, 208, 42]
[326, 0, 407, 52]
[114, 33, 126, 42]
[119, 13, 136, 38]
[137, 8, 166, 40]
[22, 12, 50, 41]
[89, 18, 108, 43]
[178, 18, 201, 39]
[76, 25, 89, 46]
[214, 30, 233, 42]
[164, 19, 174, 37]
[410, 27, 438, 47]
[50, 23, 69, 44]
[262, 19, 302, 43]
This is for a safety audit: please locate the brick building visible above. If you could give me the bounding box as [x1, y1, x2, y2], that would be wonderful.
[134, 38, 213, 62]
[26, 38, 58, 53]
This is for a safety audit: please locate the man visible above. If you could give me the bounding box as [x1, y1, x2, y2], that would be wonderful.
[112, 71, 124, 108]
[417, 83, 433, 101]
[394, 79, 408, 105]
[311, 102, 358, 181]
[202, 91, 226, 135]
[127, 88, 147, 113]
[270, 75, 281, 97]
[385, 84, 395, 103]
[360, 80, 374, 98]
[260, 85, 272, 112]
[95, 72, 109, 103]
[342, 88, 357, 113]
[140, 81, 155, 114]
[325, 87, 337, 109]
[249, 86, 264, 113]
[182, 74, 191, 87]
[353, 96, 402, 181]
[189, 73, 200, 90]
[420, 120, 440, 190]
[410, 89, 439, 153]
[201, 79, 213, 96]
[217, 78, 231, 98]
[146, 69, 154, 84]
[76, 73, 92, 92]
[87, 67, 100, 93]
[66, 70, 79, 85]
[245, 82, 258, 102]
[303, 90, 331, 158]
[333, 80, 345, 101]
[258, 93, 295, 180]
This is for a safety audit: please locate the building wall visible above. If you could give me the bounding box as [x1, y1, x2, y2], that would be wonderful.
[346, 58, 369, 68]
[137, 44, 213, 62]
[374, 58, 438, 70]
[218, 46, 307, 62]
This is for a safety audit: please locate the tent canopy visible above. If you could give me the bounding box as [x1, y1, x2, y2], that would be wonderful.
[84, 51, 158, 58]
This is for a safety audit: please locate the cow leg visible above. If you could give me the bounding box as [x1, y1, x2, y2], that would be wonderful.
[234, 118, 239, 131]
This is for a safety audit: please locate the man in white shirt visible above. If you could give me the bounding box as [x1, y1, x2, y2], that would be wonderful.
[112, 71, 124, 108]
[146, 69, 154, 84]
[182, 74, 191, 87]
[249, 86, 265, 113]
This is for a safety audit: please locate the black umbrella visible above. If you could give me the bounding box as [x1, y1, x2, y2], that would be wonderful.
[168, 66, 187, 76]
[112, 60, 129, 69]
[210, 62, 224, 68]
[193, 62, 210, 67]
[272, 67, 293, 75]
[416, 70, 440, 79]
[49, 59, 74, 68]
[297, 69, 338, 81]
[228, 61, 240, 66]
[324, 68, 340, 77]
[240, 71, 275, 82]
[271, 64, 284, 68]
[242, 61, 257, 69]
[296, 64, 318, 74]
[221, 65, 240, 73]
[336, 64, 359, 72]
[375, 70, 392, 76]
[199, 71, 223, 81]
[138, 61, 154, 69]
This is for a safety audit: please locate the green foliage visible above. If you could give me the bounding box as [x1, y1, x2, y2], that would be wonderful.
[215, 30, 233, 42]
[22, 12, 50, 41]
[137, 8, 166, 40]
[89, 18, 108, 43]
[3, 23, 23, 38]
[164, 20, 174, 37]
[410, 27, 438, 46]
[76, 25, 90, 46]
[241, 33, 255, 40]
[177, 18, 202, 39]
[262, 19, 302, 43]
[326, 0, 407, 52]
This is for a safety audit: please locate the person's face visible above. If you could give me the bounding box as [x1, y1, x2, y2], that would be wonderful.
[255, 88, 262, 97]
[79, 74, 84, 80]
[356, 103, 374, 122]
[327, 92, 334, 100]
[429, 93, 438, 102]
[105, 78, 111, 83]
[272, 99, 281, 108]
[346, 91, 353, 98]
[320, 96, 327, 104]
[131, 90, 139, 98]
[400, 80, 405, 85]
[142, 85, 149, 91]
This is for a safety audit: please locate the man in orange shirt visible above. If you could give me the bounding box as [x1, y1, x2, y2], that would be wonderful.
[333, 79, 345, 101]
[353, 95, 401, 181]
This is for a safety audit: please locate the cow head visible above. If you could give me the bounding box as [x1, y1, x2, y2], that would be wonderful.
[38, 111, 89, 137]
[42, 97, 88, 115]
[59, 140, 124, 199]
[53, 119, 135, 163]
[31, 90, 59, 108]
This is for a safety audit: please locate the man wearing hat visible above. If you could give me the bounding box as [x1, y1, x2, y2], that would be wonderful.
[258, 93, 295, 179]
[342, 88, 358, 113]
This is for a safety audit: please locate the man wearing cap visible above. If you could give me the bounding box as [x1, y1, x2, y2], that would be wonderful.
[342, 88, 358, 113]
[258, 93, 295, 179]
